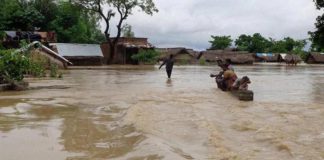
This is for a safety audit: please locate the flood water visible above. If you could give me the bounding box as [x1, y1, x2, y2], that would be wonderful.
[0, 65, 324, 160]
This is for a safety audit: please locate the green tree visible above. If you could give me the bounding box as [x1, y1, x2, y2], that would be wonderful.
[268, 37, 306, 53]
[7, 7, 45, 31]
[75, 0, 158, 63]
[269, 40, 287, 53]
[209, 35, 232, 50]
[235, 33, 270, 53]
[234, 34, 251, 51]
[0, 0, 104, 43]
[310, 0, 324, 51]
[31, 0, 59, 30]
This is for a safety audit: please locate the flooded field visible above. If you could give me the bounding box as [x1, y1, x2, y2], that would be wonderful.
[1, 65, 324, 160]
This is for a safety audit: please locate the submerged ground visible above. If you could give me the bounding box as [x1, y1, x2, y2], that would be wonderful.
[0, 65, 324, 160]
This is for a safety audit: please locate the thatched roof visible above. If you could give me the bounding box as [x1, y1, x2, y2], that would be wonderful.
[157, 48, 195, 59]
[281, 54, 302, 63]
[306, 53, 324, 63]
[200, 50, 254, 64]
[186, 49, 200, 59]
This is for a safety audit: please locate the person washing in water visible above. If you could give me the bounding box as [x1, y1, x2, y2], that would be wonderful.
[159, 54, 175, 79]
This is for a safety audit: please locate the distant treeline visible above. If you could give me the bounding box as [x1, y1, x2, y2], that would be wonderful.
[209, 34, 307, 58]
[0, 0, 105, 44]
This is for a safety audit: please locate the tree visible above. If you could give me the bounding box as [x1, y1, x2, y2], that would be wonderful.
[209, 35, 232, 50]
[235, 33, 271, 53]
[234, 34, 251, 51]
[269, 40, 287, 53]
[310, 0, 324, 51]
[122, 23, 135, 37]
[0, 0, 105, 43]
[74, 0, 158, 63]
[31, 0, 59, 30]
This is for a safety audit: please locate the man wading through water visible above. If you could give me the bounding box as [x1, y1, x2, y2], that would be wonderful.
[159, 54, 174, 79]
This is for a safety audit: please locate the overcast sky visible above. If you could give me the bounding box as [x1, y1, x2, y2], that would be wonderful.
[103, 0, 321, 51]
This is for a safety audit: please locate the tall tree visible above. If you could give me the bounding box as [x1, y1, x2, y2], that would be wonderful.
[50, 1, 105, 43]
[74, 0, 158, 63]
[209, 35, 232, 50]
[310, 0, 324, 51]
[235, 33, 271, 53]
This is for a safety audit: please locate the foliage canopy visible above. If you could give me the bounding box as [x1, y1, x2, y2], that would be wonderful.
[209, 35, 232, 50]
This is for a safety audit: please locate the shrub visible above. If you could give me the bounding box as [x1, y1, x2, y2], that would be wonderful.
[131, 49, 160, 64]
[50, 63, 58, 78]
[199, 58, 206, 65]
[0, 50, 30, 82]
[27, 51, 47, 77]
[0, 49, 51, 83]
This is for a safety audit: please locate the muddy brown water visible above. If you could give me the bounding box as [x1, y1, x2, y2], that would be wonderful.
[0, 65, 324, 160]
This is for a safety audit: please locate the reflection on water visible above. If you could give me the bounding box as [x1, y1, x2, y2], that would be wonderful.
[166, 79, 173, 87]
[0, 65, 324, 160]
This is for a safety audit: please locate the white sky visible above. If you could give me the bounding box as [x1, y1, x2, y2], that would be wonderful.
[102, 0, 321, 51]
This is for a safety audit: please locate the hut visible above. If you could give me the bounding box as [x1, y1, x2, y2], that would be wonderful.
[280, 54, 302, 65]
[305, 53, 324, 64]
[200, 50, 254, 64]
[156, 48, 198, 64]
[100, 37, 154, 64]
[254, 53, 281, 62]
[51, 43, 104, 66]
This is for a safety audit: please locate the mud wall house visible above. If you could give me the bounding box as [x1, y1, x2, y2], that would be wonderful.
[200, 50, 254, 64]
[100, 37, 154, 64]
[305, 53, 324, 64]
[157, 48, 198, 64]
[51, 43, 104, 66]
[254, 53, 282, 62]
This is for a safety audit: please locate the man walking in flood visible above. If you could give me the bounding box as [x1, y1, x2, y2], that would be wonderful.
[159, 54, 174, 79]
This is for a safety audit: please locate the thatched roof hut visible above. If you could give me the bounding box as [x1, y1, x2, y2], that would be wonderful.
[156, 48, 198, 64]
[305, 53, 324, 64]
[200, 50, 254, 64]
[280, 54, 302, 64]
[254, 53, 281, 62]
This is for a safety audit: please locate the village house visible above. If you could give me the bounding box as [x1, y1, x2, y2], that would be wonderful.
[100, 37, 154, 64]
[305, 53, 324, 64]
[279, 53, 303, 64]
[156, 47, 199, 64]
[51, 43, 104, 66]
[200, 50, 254, 64]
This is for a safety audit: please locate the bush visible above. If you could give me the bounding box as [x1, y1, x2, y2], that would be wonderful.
[50, 63, 59, 78]
[27, 51, 47, 77]
[0, 49, 50, 83]
[131, 49, 160, 64]
[199, 58, 206, 65]
[0, 50, 30, 82]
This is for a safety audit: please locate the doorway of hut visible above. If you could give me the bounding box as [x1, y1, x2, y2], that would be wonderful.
[125, 47, 139, 64]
